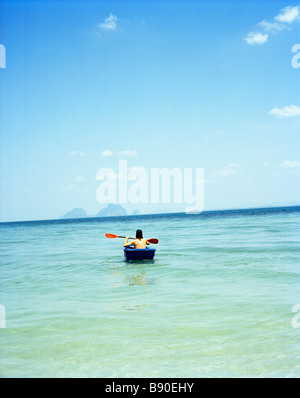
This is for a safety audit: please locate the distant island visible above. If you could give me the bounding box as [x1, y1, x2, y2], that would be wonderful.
[60, 203, 127, 219]
[96, 203, 127, 217]
[60, 208, 87, 219]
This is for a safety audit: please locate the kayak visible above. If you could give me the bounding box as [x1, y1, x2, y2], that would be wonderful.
[124, 247, 156, 261]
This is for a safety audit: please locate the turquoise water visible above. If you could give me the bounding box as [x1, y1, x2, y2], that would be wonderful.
[0, 207, 299, 378]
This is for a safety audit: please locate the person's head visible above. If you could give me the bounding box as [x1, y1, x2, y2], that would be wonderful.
[136, 229, 143, 239]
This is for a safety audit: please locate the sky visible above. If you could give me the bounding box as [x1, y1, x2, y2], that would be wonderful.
[0, 0, 299, 221]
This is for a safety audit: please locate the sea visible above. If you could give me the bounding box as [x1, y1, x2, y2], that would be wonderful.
[0, 206, 299, 378]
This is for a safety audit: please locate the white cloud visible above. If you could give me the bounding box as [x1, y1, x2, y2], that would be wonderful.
[101, 149, 114, 157]
[98, 13, 118, 31]
[258, 20, 289, 33]
[69, 150, 86, 157]
[100, 149, 138, 157]
[76, 176, 85, 181]
[279, 160, 300, 168]
[245, 32, 268, 45]
[119, 150, 137, 157]
[245, 5, 300, 45]
[210, 164, 243, 178]
[275, 5, 300, 23]
[269, 104, 300, 118]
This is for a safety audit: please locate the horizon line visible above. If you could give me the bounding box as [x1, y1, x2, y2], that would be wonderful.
[0, 204, 299, 225]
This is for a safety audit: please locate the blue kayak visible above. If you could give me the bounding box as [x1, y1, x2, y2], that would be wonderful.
[124, 247, 156, 261]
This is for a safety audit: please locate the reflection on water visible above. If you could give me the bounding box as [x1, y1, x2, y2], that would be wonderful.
[122, 304, 151, 311]
[125, 272, 156, 286]
[110, 268, 156, 287]
[106, 266, 156, 312]
[125, 272, 147, 286]
[105, 302, 152, 311]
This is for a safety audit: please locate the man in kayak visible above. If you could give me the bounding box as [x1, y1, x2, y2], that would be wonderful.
[124, 229, 150, 249]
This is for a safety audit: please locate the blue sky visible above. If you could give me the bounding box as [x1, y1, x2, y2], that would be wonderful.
[0, 0, 299, 221]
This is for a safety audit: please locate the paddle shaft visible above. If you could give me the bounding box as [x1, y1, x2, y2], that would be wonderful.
[105, 233, 158, 244]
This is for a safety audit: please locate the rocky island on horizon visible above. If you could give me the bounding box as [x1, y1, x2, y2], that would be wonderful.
[60, 203, 130, 219]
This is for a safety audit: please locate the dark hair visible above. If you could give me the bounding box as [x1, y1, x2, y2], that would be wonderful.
[136, 229, 143, 239]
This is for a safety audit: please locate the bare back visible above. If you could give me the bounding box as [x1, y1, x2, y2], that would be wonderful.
[124, 238, 149, 249]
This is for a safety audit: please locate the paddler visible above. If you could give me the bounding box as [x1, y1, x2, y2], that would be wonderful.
[124, 229, 150, 249]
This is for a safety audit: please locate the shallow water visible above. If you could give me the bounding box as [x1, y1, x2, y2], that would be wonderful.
[0, 207, 299, 377]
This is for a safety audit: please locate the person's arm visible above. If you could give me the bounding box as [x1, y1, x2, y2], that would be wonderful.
[124, 237, 134, 247]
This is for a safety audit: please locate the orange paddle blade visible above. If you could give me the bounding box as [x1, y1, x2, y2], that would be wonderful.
[148, 238, 159, 244]
[105, 233, 118, 239]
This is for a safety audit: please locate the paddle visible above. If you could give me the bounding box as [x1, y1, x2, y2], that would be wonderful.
[105, 233, 159, 244]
